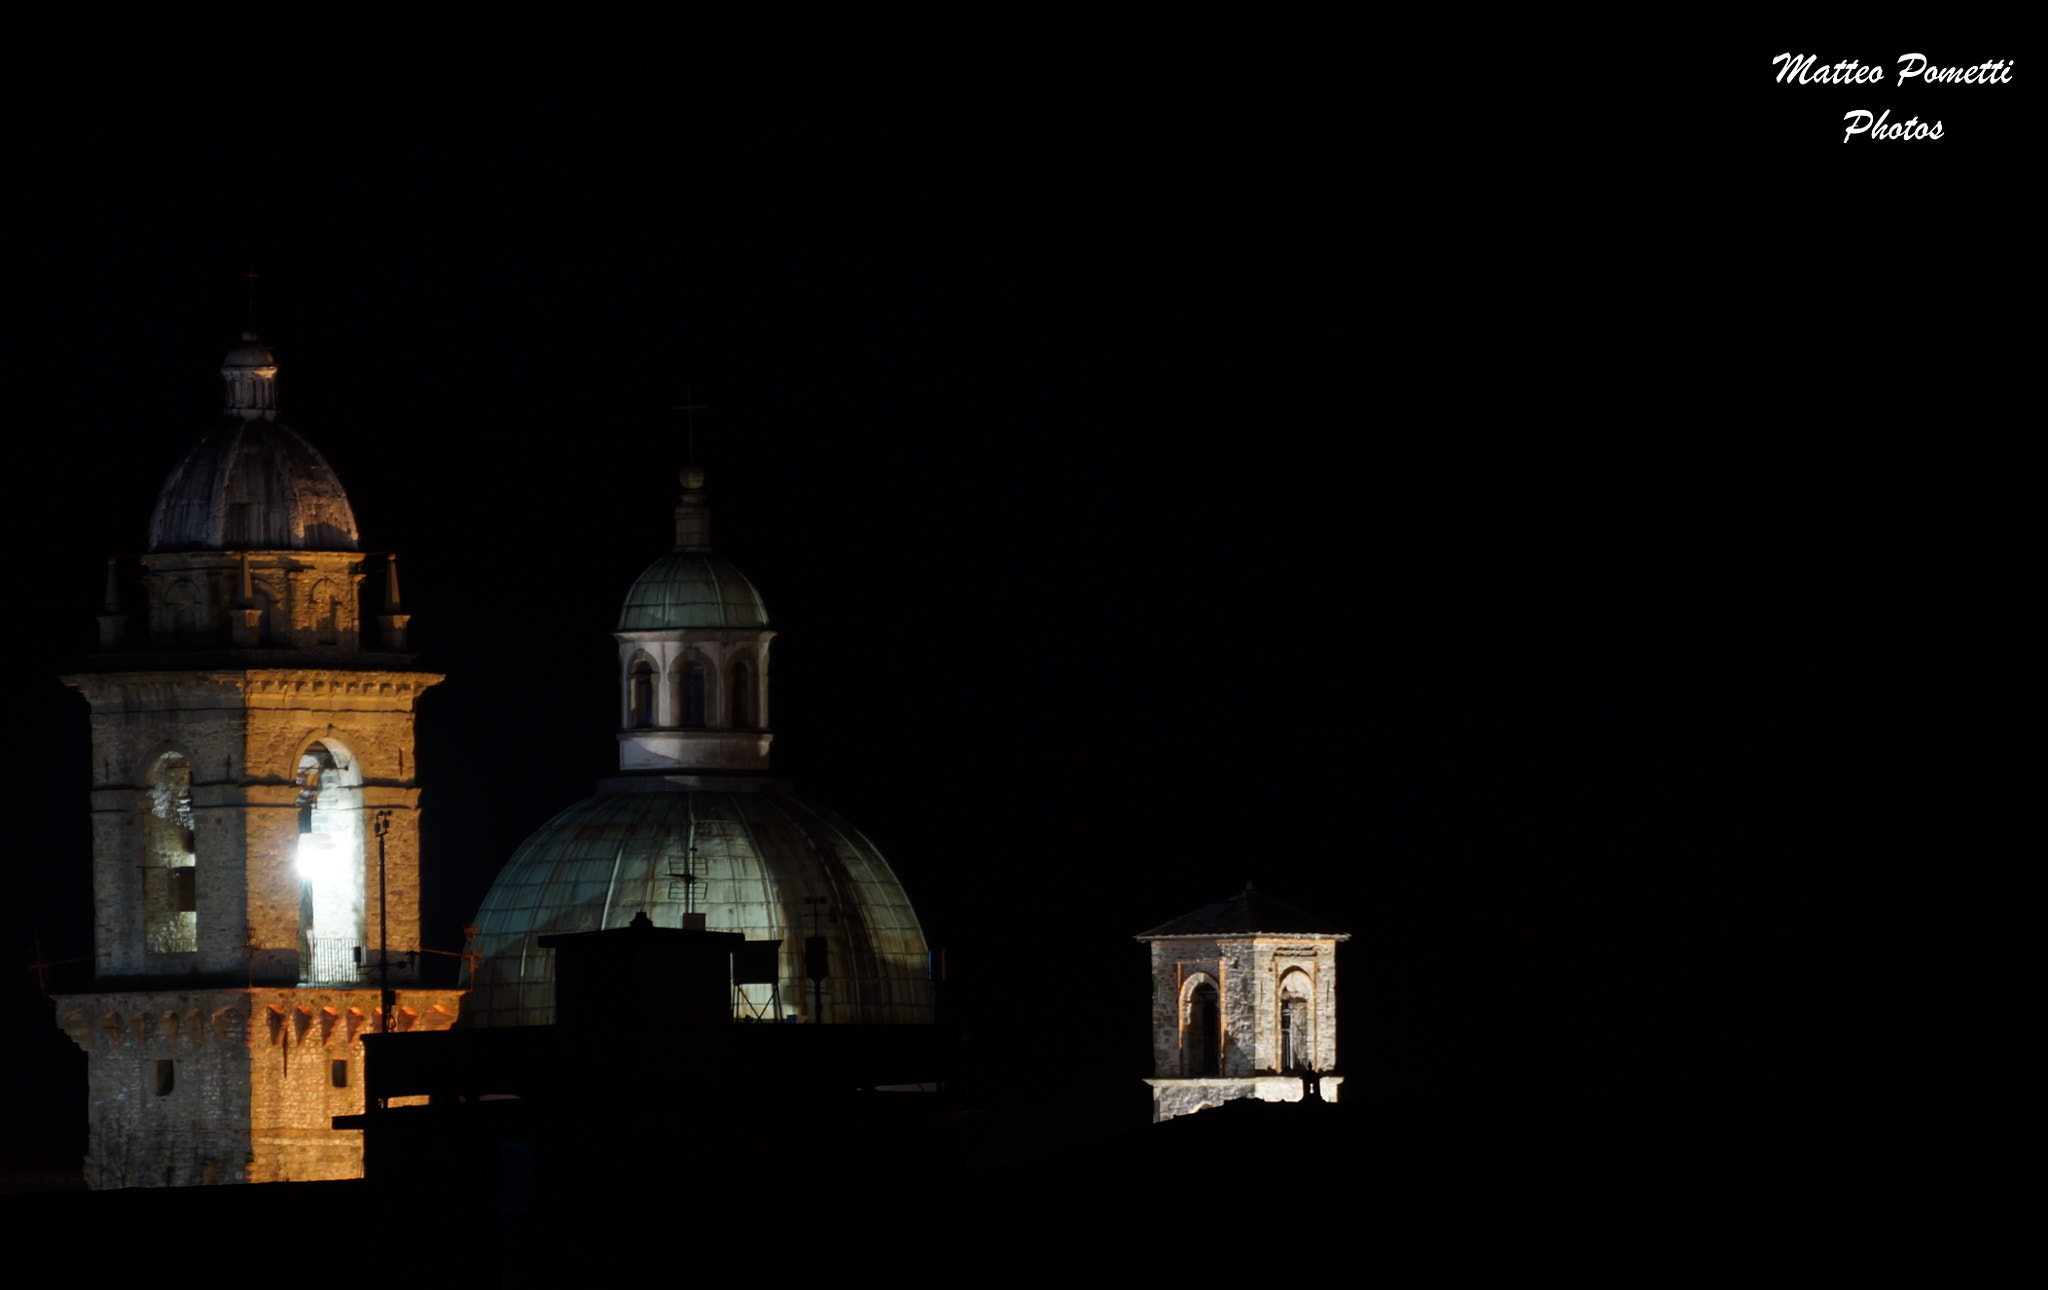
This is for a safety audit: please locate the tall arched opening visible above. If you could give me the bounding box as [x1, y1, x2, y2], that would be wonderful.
[1184, 977, 1221, 1076]
[1279, 968, 1315, 1073]
[294, 741, 365, 983]
[142, 752, 197, 955]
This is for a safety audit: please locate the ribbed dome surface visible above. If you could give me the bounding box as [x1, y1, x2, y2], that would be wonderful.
[148, 421, 360, 552]
[463, 789, 931, 1027]
[618, 552, 770, 630]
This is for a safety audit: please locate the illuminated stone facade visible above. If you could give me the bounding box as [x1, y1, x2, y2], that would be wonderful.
[1139, 887, 1347, 1122]
[53, 335, 461, 1187]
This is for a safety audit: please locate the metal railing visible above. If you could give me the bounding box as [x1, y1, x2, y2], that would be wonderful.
[300, 938, 414, 986]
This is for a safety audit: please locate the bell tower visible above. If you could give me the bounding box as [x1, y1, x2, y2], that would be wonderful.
[53, 334, 462, 1188]
[1138, 885, 1348, 1122]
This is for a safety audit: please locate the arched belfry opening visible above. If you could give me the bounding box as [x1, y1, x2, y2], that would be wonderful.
[294, 741, 365, 984]
[142, 752, 197, 955]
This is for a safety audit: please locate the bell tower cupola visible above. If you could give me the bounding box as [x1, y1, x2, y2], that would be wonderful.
[221, 332, 279, 419]
[613, 467, 776, 779]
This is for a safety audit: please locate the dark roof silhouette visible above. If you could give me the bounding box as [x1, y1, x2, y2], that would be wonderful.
[1136, 885, 1348, 939]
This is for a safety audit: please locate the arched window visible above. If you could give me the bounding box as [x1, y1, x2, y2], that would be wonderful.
[628, 657, 657, 728]
[680, 655, 709, 729]
[1185, 980, 1221, 1077]
[1279, 970, 1314, 1073]
[142, 753, 197, 955]
[730, 657, 754, 728]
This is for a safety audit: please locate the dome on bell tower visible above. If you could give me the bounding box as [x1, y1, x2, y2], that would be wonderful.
[146, 334, 359, 552]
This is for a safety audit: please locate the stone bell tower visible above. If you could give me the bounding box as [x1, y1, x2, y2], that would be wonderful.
[1138, 885, 1348, 1122]
[52, 333, 462, 1188]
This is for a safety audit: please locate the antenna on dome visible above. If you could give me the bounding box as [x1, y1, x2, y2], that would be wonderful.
[667, 791, 707, 930]
[241, 264, 260, 327]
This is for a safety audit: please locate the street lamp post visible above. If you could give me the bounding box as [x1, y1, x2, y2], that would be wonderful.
[373, 810, 394, 1075]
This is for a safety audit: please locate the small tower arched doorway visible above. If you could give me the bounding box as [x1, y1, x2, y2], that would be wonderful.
[1186, 979, 1221, 1076]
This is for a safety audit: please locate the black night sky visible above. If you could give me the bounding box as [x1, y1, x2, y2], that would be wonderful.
[0, 11, 2024, 1182]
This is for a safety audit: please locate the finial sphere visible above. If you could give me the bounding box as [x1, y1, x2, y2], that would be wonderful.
[681, 466, 706, 490]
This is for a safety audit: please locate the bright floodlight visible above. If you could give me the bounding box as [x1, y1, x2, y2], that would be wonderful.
[297, 831, 338, 881]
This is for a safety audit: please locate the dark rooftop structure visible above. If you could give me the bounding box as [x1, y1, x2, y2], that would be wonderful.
[1137, 884, 1348, 939]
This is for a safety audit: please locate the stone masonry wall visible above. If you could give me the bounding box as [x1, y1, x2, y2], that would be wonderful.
[1147, 934, 1343, 1106]
[69, 670, 440, 984]
[55, 987, 461, 1187]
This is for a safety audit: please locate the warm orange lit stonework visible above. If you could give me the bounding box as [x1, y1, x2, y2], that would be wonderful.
[56, 989, 456, 1186]
[52, 336, 460, 1187]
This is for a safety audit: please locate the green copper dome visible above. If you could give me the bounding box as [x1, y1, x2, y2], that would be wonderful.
[462, 788, 932, 1027]
[617, 552, 770, 631]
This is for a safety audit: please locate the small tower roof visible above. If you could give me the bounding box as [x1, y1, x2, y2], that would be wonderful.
[1137, 886, 1349, 939]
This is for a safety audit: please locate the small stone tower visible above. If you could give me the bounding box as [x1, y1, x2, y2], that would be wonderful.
[53, 334, 463, 1188]
[1138, 885, 1347, 1122]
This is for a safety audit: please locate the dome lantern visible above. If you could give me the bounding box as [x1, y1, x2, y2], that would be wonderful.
[221, 330, 279, 420]
[614, 466, 776, 775]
